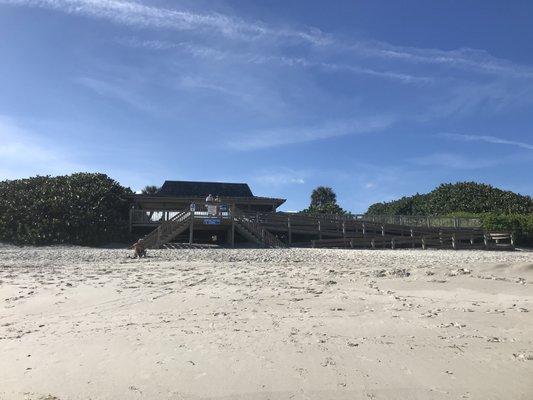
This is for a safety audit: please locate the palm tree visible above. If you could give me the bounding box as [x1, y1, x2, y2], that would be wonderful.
[141, 185, 160, 195]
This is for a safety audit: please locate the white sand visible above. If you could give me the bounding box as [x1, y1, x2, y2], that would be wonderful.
[1, 246, 532, 400]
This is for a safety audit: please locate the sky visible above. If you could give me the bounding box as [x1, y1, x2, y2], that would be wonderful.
[1, 0, 532, 212]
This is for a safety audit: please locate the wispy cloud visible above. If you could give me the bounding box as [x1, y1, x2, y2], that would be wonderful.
[2, 0, 327, 43]
[76, 76, 157, 113]
[118, 37, 432, 85]
[227, 116, 396, 151]
[4, 0, 533, 82]
[443, 133, 533, 151]
[410, 152, 503, 169]
[250, 168, 307, 186]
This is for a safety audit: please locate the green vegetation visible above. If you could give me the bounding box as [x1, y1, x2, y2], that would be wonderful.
[367, 182, 533, 215]
[366, 182, 533, 246]
[141, 185, 160, 195]
[302, 186, 349, 215]
[0, 173, 133, 246]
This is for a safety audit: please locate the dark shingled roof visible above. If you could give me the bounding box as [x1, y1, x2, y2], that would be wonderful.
[157, 181, 254, 197]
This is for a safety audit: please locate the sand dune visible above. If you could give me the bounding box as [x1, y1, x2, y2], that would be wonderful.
[1, 246, 532, 399]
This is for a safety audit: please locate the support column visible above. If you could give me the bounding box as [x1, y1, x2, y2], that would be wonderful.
[129, 207, 133, 233]
[288, 215, 292, 246]
[230, 205, 235, 248]
[342, 220, 346, 239]
[452, 233, 457, 250]
[189, 207, 195, 244]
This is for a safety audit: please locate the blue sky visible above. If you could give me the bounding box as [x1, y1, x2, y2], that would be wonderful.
[1, 0, 532, 212]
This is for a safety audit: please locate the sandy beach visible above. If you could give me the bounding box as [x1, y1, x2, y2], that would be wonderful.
[1, 246, 532, 400]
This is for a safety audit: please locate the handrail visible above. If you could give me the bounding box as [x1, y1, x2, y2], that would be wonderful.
[141, 207, 191, 248]
[233, 208, 285, 248]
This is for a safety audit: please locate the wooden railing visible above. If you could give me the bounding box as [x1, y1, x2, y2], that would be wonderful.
[142, 208, 191, 248]
[233, 208, 286, 248]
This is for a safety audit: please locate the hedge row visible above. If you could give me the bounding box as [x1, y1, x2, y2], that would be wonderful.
[0, 173, 132, 246]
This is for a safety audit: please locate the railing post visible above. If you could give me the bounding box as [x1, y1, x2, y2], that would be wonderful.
[287, 215, 292, 246]
[230, 205, 235, 248]
[342, 220, 346, 239]
[189, 205, 195, 245]
[129, 207, 133, 233]
[452, 233, 457, 250]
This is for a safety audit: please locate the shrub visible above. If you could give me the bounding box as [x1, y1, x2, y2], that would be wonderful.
[0, 173, 133, 246]
[480, 213, 533, 247]
[367, 182, 533, 215]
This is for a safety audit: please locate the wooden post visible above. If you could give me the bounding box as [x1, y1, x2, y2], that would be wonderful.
[362, 222, 366, 237]
[470, 236, 474, 245]
[371, 238, 375, 249]
[318, 220, 322, 240]
[350, 239, 353, 248]
[381, 225, 385, 236]
[189, 207, 194, 244]
[230, 205, 235, 248]
[288, 215, 292, 246]
[342, 220, 346, 239]
[422, 236, 426, 250]
[129, 207, 133, 233]
[452, 233, 457, 250]
[391, 238, 395, 250]
[510, 233, 514, 247]
[484, 233, 488, 249]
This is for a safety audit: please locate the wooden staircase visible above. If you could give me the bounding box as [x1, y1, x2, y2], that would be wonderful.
[233, 209, 286, 248]
[142, 208, 191, 249]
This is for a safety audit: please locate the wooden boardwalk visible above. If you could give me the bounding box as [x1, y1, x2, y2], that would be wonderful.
[136, 207, 514, 250]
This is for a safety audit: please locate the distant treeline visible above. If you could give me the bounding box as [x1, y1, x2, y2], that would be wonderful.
[366, 182, 533, 246]
[0, 173, 132, 246]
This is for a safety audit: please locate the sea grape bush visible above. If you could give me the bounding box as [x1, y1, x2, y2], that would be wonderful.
[0, 173, 132, 246]
[367, 182, 533, 215]
[366, 182, 533, 246]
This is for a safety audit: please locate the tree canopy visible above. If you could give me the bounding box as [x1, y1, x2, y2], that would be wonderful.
[0, 173, 133, 246]
[141, 185, 160, 195]
[366, 182, 533, 215]
[302, 186, 348, 215]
